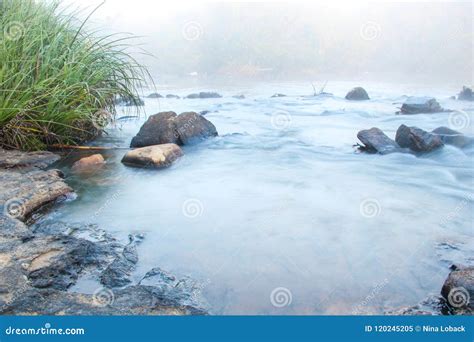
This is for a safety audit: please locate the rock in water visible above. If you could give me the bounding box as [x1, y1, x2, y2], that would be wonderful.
[0, 149, 59, 170]
[357, 128, 401, 154]
[130, 111, 218, 148]
[166, 94, 180, 99]
[72, 154, 105, 173]
[186, 92, 222, 99]
[147, 93, 163, 99]
[130, 112, 181, 147]
[432, 127, 473, 149]
[271, 93, 287, 98]
[121, 144, 183, 169]
[395, 125, 444, 152]
[399, 97, 444, 114]
[458, 86, 474, 101]
[345, 87, 370, 101]
[441, 265, 473, 313]
[173, 112, 218, 145]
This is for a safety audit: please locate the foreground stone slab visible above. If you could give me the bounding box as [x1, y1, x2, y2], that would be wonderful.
[395, 125, 444, 152]
[357, 128, 402, 154]
[345, 87, 370, 101]
[121, 144, 184, 169]
[0, 149, 59, 169]
[0, 169, 73, 221]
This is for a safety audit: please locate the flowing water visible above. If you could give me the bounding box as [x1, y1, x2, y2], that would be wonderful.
[41, 82, 474, 315]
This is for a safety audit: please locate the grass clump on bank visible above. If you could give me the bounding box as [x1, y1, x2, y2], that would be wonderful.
[0, 0, 149, 150]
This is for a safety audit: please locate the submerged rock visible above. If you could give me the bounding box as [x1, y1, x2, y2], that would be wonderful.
[72, 154, 105, 173]
[357, 128, 401, 154]
[271, 93, 286, 98]
[147, 93, 163, 99]
[130, 111, 218, 148]
[432, 127, 473, 149]
[345, 87, 370, 101]
[121, 144, 183, 169]
[166, 94, 181, 99]
[186, 92, 222, 99]
[457, 86, 473, 101]
[441, 265, 473, 314]
[233, 95, 245, 99]
[395, 125, 444, 152]
[398, 97, 444, 114]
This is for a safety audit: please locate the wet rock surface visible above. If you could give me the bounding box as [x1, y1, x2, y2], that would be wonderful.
[432, 127, 474, 149]
[357, 128, 402, 154]
[0, 148, 60, 170]
[458, 86, 473, 101]
[395, 125, 444, 153]
[130, 111, 218, 148]
[121, 144, 184, 169]
[147, 93, 163, 99]
[441, 265, 473, 314]
[345, 87, 370, 101]
[186, 92, 222, 99]
[72, 154, 105, 173]
[398, 97, 445, 114]
[0, 149, 206, 316]
[271, 93, 286, 98]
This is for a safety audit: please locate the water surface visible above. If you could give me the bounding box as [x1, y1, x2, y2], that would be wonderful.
[43, 82, 474, 314]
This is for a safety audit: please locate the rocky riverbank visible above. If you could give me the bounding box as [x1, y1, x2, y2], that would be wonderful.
[0, 149, 206, 315]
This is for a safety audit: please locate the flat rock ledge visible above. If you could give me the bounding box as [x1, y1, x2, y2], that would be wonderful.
[0, 149, 205, 315]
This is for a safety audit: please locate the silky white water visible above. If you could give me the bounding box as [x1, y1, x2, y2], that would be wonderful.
[44, 82, 474, 314]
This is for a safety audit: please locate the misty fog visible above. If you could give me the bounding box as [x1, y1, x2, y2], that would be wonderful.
[65, 0, 473, 85]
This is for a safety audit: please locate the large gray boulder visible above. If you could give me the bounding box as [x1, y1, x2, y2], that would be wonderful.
[130, 111, 218, 148]
[357, 128, 401, 154]
[345, 87, 370, 101]
[399, 97, 444, 114]
[395, 125, 444, 152]
[441, 265, 473, 313]
[130, 112, 180, 147]
[458, 86, 473, 101]
[432, 127, 473, 149]
[122, 144, 183, 169]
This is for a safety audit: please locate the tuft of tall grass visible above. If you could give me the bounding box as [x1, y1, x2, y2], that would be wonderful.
[0, 0, 150, 150]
